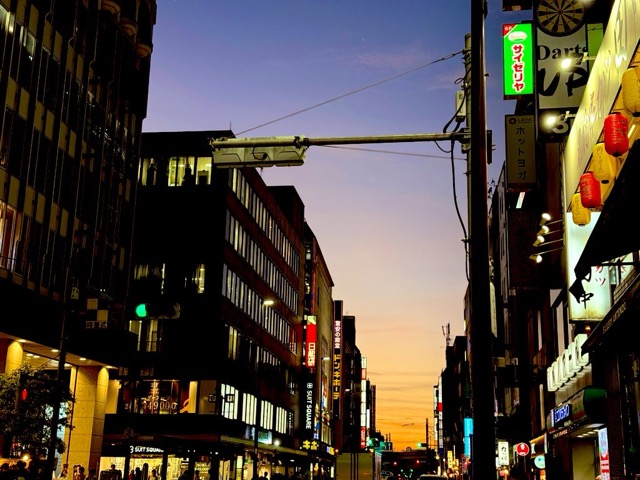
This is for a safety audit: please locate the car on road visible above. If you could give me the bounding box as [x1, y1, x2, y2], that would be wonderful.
[418, 475, 448, 480]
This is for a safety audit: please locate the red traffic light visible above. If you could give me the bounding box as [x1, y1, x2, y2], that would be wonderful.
[20, 387, 28, 401]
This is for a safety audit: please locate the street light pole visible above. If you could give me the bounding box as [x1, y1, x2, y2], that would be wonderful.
[253, 396, 261, 480]
[45, 265, 79, 480]
[252, 335, 263, 480]
[253, 299, 274, 480]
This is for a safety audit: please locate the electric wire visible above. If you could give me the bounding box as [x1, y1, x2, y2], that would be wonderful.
[319, 144, 465, 161]
[236, 49, 465, 136]
[442, 65, 472, 282]
[236, 47, 471, 280]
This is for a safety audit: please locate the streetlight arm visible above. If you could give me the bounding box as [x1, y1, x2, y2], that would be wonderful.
[210, 133, 464, 168]
[210, 132, 461, 149]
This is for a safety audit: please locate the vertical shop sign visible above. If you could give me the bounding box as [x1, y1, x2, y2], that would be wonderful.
[305, 381, 314, 433]
[498, 441, 509, 466]
[598, 428, 610, 480]
[505, 114, 536, 187]
[332, 318, 342, 420]
[464, 417, 473, 457]
[503, 23, 534, 98]
[306, 315, 317, 368]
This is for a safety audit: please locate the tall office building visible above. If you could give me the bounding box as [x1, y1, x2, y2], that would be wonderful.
[0, 0, 156, 473]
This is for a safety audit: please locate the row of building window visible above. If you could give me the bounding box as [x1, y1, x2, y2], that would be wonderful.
[0, 195, 70, 295]
[0, 0, 140, 306]
[226, 325, 280, 372]
[117, 379, 293, 436]
[222, 263, 296, 353]
[0, 1, 137, 179]
[139, 156, 214, 188]
[226, 211, 298, 312]
[229, 169, 300, 276]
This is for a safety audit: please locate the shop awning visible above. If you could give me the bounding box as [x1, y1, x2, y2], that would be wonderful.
[569, 140, 640, 302]
[546, 386, 607, 437]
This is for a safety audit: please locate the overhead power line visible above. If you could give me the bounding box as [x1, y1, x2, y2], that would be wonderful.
[236, 50, 465, 136]
[320, 144, 466, 161]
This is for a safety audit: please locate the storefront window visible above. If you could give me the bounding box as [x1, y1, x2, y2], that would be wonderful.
[120, 380, 191, 414]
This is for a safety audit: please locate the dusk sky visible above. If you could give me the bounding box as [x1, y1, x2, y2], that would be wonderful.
[143, 0, 530, 451]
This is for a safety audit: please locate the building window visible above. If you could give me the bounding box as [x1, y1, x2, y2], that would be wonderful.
[18, 25, 35, 88]
[221, 384, 238, 420]
[0, 201, 16, 270]
[120, 379, 190, 415]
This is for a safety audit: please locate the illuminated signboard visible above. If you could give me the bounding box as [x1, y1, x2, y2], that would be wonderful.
[498, 441, 509, 466]
[306, 315, 317, 368]
[332, 318, 342, 420]
[546, 334, 589, 392]
[505, 114, 536, 187]
[503, 23, 534, 97]
[305, 381, 315, 433]
[598, 428, 610, 480]
[552, 404, 571, 425]
[464, 417, 473, 457]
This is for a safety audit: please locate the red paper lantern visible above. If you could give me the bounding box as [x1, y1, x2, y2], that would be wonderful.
[604, 112, 629, 157]
[580, 171, 601, 209]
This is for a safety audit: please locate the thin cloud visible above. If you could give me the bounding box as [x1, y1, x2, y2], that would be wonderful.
[356, 46, 432, 70]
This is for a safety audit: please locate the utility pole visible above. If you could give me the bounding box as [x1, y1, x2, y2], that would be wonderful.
[425, 417, 429, 448]
[467, 2, 496, 479]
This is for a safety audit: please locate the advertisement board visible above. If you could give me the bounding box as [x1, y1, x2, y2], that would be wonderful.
[503, 23, 535, 97]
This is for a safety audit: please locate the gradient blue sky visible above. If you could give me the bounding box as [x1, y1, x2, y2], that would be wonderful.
[143, 0, 530, 451]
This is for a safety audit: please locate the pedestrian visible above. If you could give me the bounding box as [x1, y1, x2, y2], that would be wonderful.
[87, 470, 97, 480]
[14, 461, 31, 480]
[108, 465, 122, 480]
[59, 465, 69, 480]
[0, 463, 11, 480]
[182, 163, 193, 186]
[28, 462, 44, 480]
[148, 470, 158, 480]
[147, 162, 157, 186]
[74, 467, 86, 480]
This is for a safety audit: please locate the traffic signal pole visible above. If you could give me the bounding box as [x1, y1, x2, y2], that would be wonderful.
[211, 132, 460, 148]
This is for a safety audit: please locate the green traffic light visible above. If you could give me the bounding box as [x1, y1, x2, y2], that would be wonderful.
[135, 303, 148, 318]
